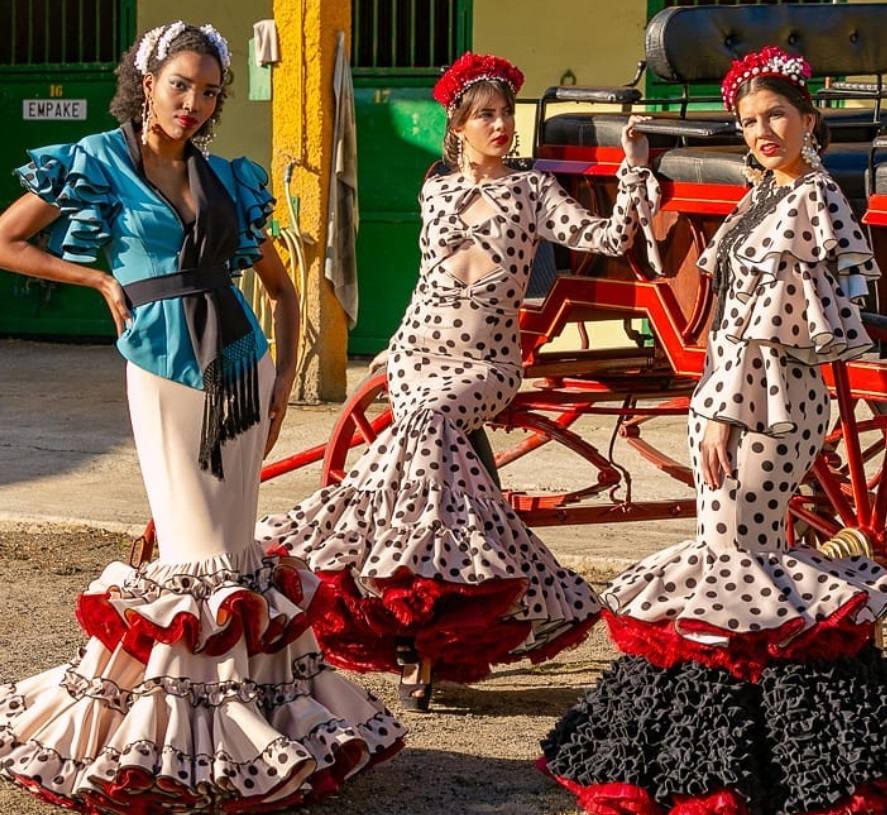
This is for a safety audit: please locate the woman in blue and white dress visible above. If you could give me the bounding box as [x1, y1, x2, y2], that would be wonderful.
[0, 21, 403, 815]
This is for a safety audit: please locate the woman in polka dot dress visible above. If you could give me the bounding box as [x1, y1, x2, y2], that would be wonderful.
[256, 53, 663, 710]
[541, 46, 887, 815]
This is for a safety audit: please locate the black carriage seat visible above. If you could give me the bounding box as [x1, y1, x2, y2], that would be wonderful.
[654, 142, 887, 220]
[539, 3, 887, 152]
[541, 109, 887, 151]
[876, 158, 887, 196]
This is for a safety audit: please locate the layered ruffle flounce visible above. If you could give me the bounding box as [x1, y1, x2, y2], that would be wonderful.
[15, 138, 275, 271]
[693, 170, 880, 436]
[16, 140, 117, 263]
[541, 650, 887, 815]
[0, 546, 405, 813]
[602, 538, 887, 681]
[257, 410, 600, 681]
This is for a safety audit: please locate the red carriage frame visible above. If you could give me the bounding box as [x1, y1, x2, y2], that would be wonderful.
[132, 4, 887, 566]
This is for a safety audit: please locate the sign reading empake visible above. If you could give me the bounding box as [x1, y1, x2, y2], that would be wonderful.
[22, 99, 88, 121]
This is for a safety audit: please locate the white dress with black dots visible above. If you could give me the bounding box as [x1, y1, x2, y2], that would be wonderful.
[256, 162, 662, 682]
[541, 170, 887, 815]
[605, 170, 887, 641]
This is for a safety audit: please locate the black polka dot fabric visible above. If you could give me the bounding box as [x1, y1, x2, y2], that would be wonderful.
[605, 169, 887, 645]
[257, 161, 663, 667]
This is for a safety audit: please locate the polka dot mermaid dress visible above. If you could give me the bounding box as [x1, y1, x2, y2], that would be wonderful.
[541, 171, 887, 814]
[257, 161, 662, 682]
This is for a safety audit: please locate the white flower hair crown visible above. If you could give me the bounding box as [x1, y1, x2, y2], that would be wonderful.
[133, 21, 231, 77]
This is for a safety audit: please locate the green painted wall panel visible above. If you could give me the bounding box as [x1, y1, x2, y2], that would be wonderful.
[0, 70, 120, 339]
[349, 85, 445, 354]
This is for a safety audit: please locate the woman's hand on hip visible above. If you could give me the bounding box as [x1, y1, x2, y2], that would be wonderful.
[700, 418, 733, 490]
[96, 275, 132, 337]
[264, 371, 294, 457]
[621, 114, 652, 168]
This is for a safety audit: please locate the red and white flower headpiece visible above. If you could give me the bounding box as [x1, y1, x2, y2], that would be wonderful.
[721, 45, 812, 112]
[432, 52, 524, 112]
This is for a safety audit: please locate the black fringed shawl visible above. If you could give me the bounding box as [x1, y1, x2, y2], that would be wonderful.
[122, 122, 261, 479]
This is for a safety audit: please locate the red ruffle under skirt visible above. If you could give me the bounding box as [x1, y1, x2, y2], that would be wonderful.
[304, 568, 596, 683]
[604, 594, 874, 682]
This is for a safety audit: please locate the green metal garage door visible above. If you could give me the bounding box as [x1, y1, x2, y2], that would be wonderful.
[0, 0, 135, 339]
[349, 0, 472, 355]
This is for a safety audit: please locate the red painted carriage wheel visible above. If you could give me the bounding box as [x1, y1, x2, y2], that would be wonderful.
[320, 372, 394, 486]
[789, 362, 887, 561]
[319, 373, 624, 513]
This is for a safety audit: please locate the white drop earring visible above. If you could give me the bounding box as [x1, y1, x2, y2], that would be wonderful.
[801, 131, 823, 171]
[742, 150, 765, 186]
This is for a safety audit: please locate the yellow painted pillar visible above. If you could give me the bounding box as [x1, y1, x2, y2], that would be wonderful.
[272, 0, 350, 402]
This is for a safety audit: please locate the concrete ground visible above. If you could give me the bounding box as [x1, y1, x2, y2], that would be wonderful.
[0, 338, 699, 815]
[0, 338, 697, 569]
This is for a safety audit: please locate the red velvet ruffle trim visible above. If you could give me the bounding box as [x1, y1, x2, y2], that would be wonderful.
[604, 593, 874, 682]
[73, 562, 313, 665]
[538, 759, 887, 814]
[309, 568, 591, 682]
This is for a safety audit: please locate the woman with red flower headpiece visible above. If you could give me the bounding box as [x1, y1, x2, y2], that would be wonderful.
[541, 45, 887, 815]
[257, 52, 663, 710]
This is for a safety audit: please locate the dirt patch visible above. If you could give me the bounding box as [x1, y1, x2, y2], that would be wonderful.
[0, 522, 620, 815]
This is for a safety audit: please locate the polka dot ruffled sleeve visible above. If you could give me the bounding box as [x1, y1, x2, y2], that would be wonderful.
[535, 160, 663, 275]
[692, 172, 881, 436]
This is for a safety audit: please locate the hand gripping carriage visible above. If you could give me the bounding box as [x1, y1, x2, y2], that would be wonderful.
[132, 2, 887, 568]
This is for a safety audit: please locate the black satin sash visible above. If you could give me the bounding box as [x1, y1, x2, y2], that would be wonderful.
[122, 121, 261, 479]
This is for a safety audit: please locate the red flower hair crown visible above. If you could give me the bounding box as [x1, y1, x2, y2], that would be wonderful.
[721, 45, 813, 112]
[432, 52, 524, 112]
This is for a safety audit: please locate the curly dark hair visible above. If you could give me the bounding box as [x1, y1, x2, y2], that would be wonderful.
[110, 23, 233, 140]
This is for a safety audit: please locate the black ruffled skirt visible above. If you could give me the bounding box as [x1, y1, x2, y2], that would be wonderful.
[541, 648, 887, 815]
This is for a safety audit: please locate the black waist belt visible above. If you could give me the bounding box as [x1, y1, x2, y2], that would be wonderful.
[123, 266, 231, 308]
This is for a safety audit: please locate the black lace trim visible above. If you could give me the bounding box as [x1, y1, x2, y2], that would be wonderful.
[121, 557, 281, 600]
[0, 711, 401, 779]
[713, 173, 797, 328]
[60, 651, 327, 713]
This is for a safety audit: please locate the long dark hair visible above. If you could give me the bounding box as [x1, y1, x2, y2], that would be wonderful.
[109, 23, 233, 141]
[442, 79, 516, 170]
[734, 75, 831, 152]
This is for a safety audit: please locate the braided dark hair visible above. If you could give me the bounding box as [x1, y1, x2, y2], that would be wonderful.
[442, 79, 516, 170]
[110, 23, 233, 140]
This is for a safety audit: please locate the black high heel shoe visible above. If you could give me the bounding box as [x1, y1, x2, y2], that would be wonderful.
[395, 639, 433, 711]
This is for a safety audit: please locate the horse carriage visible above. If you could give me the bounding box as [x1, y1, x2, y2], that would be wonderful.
[141, 2, 887, 564]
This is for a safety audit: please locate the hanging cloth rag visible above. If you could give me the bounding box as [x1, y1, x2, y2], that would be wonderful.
[324, 30, 360, 328]
[253, 19, 280, 66]
[121, 121, 261, 480]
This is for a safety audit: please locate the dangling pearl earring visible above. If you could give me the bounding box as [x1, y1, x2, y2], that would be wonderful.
[456, 136, 464, 170]
[192, 119, 216, 157]
[801, 131, 823, 172]
[141, 96, 154, 145]
[742, 150, 764, 186]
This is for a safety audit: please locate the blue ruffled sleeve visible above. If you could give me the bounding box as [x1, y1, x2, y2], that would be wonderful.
[14, 142, 117, 263]
[229, 157, 275, 270]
